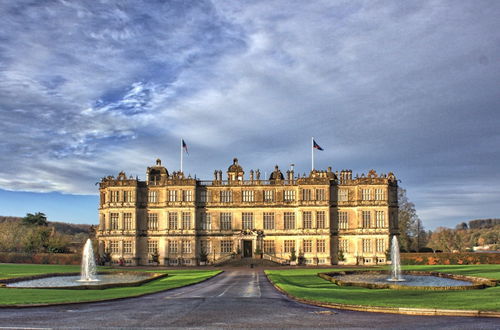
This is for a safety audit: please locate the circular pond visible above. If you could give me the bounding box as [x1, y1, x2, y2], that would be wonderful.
[319, 271, 497, 291]
[330, 273, 473, 287]
[3, 272, 167, 289]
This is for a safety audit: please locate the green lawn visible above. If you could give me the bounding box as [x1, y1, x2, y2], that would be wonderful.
[0, 264, 220, 306]
[266, 265, 500, 311]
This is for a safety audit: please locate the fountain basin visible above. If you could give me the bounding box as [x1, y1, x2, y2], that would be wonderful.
[319, 271, 497, 291]
[2, 271, 168, 290]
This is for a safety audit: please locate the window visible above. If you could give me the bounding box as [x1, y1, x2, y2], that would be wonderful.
[169, 241, 178, 254]
[362, 239, 372, 253]
[220, 212, 232, 230]
[303, 211, 312, 229]
[168, 190, 177, 202]
[264, 190, 274, 202]
[316, 211, 326, 229]
[338, 212, 348, 229]
[376, 239, 385, 253]
[338, 189, 348, 202]
[340, 239, 349, 253]
[123, 213, 132, 230]
[148, 190, 158, 203]
[242, 190, 254, 202]
[284, 240, 295, 253]
[361, 189, 371, 201]
[111, 191, 119, 202]
[302, 189, 312, 201]
[148, 240, 158, 254]
[376, 211, 385, 228]
[182, 241, 192, 254]
[375, 188, 385, 201]
[220, 240, 233, 253]
[201, 213, 211, 230]
[199, 190, 208, 202]
[284, 212, 295, 230]
[182, 190, 193, 202]
[242, 212, 254, 230]
[182, 212, 191, 229]
[263, 212, 275, 230]
[362, 211, 371, 228]
[110, 213, 119, 230]
[284, 190, 295, 202]
[317, 240, 326, 253]
[263, 240, 275, 254]
[200, 240, 212, 254]
[303, 240, 312, 253]
[110, 241, 119, 253]
[148, 213, 158, 230]
[316, 189, 326, 201]
[123, 241, 132, 254]
[100, 214, 105, 229]
[168, 212, 178, 230]
[123, 191, 133, 202]
[220, 191, 232, 203]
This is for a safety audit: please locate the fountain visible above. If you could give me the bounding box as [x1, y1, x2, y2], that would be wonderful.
[318, 235, 497, 290]
[387, 235, 405, 282]
[77, 239, 99, 282]
[3, 239, 167, 289]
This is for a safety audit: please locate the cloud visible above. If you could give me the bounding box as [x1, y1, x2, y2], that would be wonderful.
[0, 1, 499, 228]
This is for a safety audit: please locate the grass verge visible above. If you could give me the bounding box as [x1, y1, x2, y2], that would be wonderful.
[0, 263, 220, 306]
[265, 265, 500, 311]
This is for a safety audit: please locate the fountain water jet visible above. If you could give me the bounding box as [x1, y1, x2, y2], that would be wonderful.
[388, 235, 405, 282]
[78, 239, 99, 282]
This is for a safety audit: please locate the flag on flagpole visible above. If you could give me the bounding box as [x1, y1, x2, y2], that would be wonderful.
[313, 139, 324, 151]
[182, 139, 189, 155]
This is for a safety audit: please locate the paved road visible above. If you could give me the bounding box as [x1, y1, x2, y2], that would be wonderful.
[0, 269, 499, 329]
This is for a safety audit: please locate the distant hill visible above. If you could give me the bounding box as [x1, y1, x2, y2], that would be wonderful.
[0, 216, 91, 235]
[468, 219, 500, 229]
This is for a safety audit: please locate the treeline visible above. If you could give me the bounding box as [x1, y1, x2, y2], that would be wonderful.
[0, 213, 91, 254]
[468, 219, 500, 229]
[394, 189, 499, 254]
[427, 222, 500, 252]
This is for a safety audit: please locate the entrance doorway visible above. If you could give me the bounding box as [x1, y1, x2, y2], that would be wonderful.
[243, 240, 252, 258]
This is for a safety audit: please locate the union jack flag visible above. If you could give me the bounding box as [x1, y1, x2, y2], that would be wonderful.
[182, 139, 189, 154]
[313, 139, 324, 151]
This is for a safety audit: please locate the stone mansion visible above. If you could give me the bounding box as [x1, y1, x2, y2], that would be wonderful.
[96, 158, 399, 266]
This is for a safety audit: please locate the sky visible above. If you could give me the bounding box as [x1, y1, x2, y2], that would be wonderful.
[0, 1, 499, 229]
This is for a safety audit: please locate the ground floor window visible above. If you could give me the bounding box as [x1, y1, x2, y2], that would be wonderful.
[220, 240, 233, 253]
[362, 239, 372, 253]
[303, 240, 312, 253]
[200, 240, 212, 254]
[284, 240, 295, 253]
[148, 240, 158, 254]
[169, 241, 178, 254]
[123, 241, 133, 254]
[376, 238, 385, 253]
[110, 241, 119, 254]
[263, 240, 275, 254]
[340, 239, 349, 253]
[182, 241, 192, 254]
[316, 239, 326, 253]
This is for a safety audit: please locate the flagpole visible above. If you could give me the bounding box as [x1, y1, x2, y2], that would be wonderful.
[311, 136, 314, 171]
[180, 138, 183, 173]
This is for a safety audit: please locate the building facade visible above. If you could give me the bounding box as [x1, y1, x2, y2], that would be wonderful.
[96, 158, 398, 266]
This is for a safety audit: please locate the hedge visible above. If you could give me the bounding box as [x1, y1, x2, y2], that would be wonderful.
[0, 252, 80, 265]
[400, 253, 500, 265]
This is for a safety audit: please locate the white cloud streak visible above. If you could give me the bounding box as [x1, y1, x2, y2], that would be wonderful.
[0, 1, 499, 228]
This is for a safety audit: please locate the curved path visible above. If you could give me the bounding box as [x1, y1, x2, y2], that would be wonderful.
[0, 269, 498, 329]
